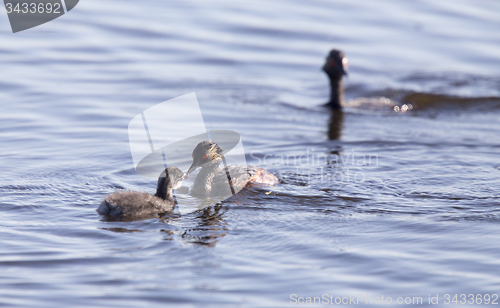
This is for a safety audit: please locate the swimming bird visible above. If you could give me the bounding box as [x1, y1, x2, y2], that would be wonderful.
[184, 141, 278, 197]
[322, 49, 410, 112]
[97, 167, 184, 217]
[323, 49, 348, 109]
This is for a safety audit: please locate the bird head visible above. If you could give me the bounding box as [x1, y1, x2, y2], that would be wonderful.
[185, 141, 223, 178]
[322, 49, 348, 78]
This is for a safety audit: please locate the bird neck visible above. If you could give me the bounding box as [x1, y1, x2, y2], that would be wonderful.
[155, 176, 174, 202]
[191, 160, 220, 196]
[327, 76, 343, 109]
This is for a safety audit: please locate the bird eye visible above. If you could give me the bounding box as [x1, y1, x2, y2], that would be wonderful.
[202, 154, 208, 160]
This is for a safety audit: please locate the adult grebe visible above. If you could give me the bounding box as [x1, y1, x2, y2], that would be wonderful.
[97, 167, 184, 217]
[184, 141, 278, 197]
[323, 49, 407, 111]
[323, 49, 348, 109]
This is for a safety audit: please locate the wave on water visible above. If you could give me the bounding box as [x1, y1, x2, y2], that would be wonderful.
[343, 91, 500, 113]
[400, 92, 500, 111]
[340, 72, 500, 113]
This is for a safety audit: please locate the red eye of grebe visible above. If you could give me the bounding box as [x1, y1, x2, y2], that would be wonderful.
[202, 154, 208, 160]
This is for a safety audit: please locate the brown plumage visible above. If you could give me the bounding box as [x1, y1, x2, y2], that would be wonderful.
[185, 141, 278, 198]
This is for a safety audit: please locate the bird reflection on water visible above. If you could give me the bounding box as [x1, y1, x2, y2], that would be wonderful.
[327, 109, 344, 140]
[100, 204, 229, 246]
[180, 204, 228, 246]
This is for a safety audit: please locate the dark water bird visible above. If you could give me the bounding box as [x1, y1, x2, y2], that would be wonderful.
[323, 49, 348, 109]
[322, 49, 412, 112]
[185, 141, 279, 197]
[322, 49, 347, 139]
[97, 167, 184, 217]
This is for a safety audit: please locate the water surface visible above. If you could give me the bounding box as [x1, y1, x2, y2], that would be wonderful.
[1, 0, 500, 306]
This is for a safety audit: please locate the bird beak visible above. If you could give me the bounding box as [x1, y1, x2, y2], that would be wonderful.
[185, 162, 198, 179]
[342, 57, 349, 76]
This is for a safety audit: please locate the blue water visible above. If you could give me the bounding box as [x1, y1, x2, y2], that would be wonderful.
[1, 0, 500, 306]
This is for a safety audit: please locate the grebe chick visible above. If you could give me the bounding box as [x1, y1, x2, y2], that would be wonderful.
[323, 49, 348, 109]
[185, 141, 278, 197]
[97, 167, 184, 217]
